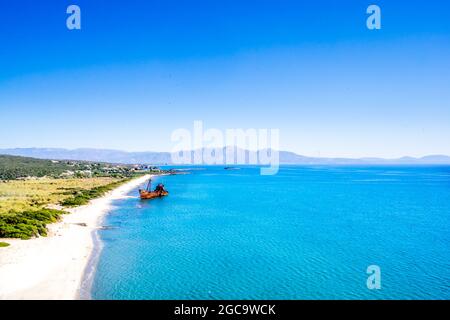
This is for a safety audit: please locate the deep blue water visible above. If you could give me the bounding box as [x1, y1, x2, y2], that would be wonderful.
[91, 166, 450, 299]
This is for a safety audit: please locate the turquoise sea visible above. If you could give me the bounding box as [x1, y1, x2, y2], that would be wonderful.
[90, 166, 450, 299]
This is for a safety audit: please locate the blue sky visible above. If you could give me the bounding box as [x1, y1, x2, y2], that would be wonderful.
[0, 0, 449, 157]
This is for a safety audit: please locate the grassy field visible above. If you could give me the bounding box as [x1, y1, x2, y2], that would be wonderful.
[0, 177, 121, 214]
[0, 177, 128, 239]
[0, 154, 159, 239]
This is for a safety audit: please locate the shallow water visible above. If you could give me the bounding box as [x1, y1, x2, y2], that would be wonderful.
[91, 166, 450, 299]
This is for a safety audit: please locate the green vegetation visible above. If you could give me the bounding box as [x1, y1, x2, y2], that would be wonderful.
[0, 155, 143, 180]
[0, 177, 128, 239]
[0, 154, 164, 239]
[0, 208, 65, 239]
[60, 179, 130, 206]
[0, 177, 121, 214]
[0, 155, 72, 180]
[0, 241, 10, 247]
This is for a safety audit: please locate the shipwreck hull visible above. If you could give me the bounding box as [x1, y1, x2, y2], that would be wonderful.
[139, 190, 169, 200]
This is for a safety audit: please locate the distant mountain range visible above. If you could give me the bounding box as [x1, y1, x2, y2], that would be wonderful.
[1, 148, 450, 165]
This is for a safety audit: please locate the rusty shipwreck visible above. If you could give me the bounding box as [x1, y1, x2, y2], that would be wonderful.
[139, 179, 169, 200]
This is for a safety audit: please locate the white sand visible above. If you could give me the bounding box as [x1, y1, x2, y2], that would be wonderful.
[0, 174, 152, 300]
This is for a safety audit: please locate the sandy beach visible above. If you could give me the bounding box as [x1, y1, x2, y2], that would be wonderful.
[0, 174, 151, 300]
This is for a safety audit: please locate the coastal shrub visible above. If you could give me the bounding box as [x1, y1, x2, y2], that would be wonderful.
[0, 178, 132, 239]
[0, 209, 65, 240]
[60, 179, 130, 207]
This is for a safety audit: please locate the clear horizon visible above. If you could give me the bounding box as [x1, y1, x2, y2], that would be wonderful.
[1, 1, 449, 158]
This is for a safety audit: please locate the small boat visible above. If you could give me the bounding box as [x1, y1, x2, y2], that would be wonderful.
[139, 179, 169, 200]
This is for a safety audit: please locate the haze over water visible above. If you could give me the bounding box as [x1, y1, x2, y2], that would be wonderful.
[91, 166, 450, 299]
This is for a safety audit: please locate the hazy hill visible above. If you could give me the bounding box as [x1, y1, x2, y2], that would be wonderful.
[1, 148, 450, 165]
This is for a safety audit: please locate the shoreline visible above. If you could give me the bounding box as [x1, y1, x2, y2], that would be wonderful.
[0, 174, 152, 300]
[77, 218, 104, 300]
